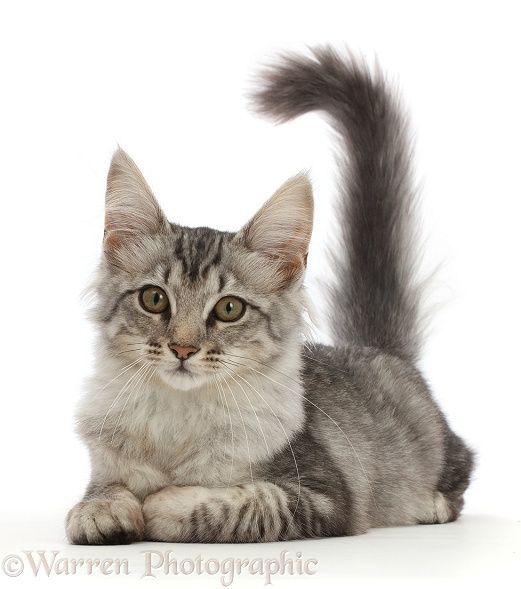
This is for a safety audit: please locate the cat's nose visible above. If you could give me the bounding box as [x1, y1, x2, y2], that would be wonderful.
[168, 343, 200, 361]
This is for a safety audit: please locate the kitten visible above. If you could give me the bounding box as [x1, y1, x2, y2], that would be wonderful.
[66, 47, 474, 544]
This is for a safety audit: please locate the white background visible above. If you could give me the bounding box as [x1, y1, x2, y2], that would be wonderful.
[0, 1, 520, 587]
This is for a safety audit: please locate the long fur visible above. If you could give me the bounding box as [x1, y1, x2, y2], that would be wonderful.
[65, 47, 474, 546]
[252, 47, 423, 363]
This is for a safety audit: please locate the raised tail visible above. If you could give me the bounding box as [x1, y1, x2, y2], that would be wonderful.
[252, 47, 424, 363]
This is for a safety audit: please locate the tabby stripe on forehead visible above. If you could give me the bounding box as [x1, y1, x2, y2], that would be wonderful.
[200, 234, 224, 279]
[188, 234, 211, 281]
[174, 232, 189, 275]
[218, 274, 227, 292]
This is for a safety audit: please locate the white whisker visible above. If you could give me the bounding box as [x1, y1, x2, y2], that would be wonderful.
[110, 362, 153, 445]
[220, 362, 301, 538]
[98, 360, 148, 439]
[213, 375, 235, 486]
[220, 364, 270, 454]
[221, 355, 380, 514]
[219, 374, 256, 496]
[99, 356, 143, 392]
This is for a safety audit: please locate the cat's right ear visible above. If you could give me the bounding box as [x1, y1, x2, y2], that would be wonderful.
[104, 148, 167, 252]
[234, 173, 313, 284]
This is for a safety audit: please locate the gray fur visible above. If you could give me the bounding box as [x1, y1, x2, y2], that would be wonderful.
[252, 47, 423, 363]
[66, 47, 474, 545]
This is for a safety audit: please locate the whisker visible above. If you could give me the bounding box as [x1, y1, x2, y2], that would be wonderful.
[220, 355, 380, 514]
[213, 380, 228, 459]
[99, 356, 144, 392]
[300, 352, 354, 377]
[213, 375, 235, 486]
[220, 364, 270, 454]
[110, 362, 153, 445]
[219, 362, 300, 538]
[218, 374, 256, 497]
[112, 346, 146, 357]
[98, 361, 147, 439]
[228, 350, 353, 380]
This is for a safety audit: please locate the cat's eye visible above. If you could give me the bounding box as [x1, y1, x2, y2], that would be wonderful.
[213, 296, 245, 322]
[139, 286, 170, 314]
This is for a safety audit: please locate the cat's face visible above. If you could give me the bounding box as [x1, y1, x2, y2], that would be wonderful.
[94, 150, 313, 391]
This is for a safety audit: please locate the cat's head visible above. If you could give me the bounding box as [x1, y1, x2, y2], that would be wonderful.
[93, 149, 313, 391]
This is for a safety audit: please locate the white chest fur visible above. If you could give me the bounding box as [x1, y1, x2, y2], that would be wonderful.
[78, 362, 305, 499]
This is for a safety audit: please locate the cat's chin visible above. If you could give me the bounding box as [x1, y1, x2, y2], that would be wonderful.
[157, 366, 209, 392]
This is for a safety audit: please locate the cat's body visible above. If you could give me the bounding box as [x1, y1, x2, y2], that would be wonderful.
[67, 47, 473, 544]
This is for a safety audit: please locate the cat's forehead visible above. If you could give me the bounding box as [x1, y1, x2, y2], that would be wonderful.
[137, 225, 244, 301]
[114, 223, 279, 298]
[165, 225, 234, 284]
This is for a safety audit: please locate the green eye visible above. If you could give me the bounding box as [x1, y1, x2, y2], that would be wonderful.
[213, 296, 245, 322]
[139, 286, 170, 314]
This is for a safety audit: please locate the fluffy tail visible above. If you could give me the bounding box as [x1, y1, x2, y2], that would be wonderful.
[252, 47, 423, 363]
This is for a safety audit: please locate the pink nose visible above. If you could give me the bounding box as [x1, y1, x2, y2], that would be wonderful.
[168, 344, 199, 361]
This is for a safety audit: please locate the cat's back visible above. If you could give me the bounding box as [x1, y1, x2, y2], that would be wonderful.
[302, 342, 441, 422]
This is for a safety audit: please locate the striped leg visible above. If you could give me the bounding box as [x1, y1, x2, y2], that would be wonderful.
[143, 481, 338, 542]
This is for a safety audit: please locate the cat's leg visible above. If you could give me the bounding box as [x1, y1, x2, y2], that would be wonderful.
[417, 491, 463, 525]
[66, 482, 144, 545]
[143, 480, 352, 542]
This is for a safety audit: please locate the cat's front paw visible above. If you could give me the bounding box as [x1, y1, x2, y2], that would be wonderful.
[66, 496, 144, 545]
[143, 485, 207, 542]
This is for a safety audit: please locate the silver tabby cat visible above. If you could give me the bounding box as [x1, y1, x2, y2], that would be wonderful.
[66, 47, 474, 544]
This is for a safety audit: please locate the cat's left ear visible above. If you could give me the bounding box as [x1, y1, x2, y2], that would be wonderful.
[104, 148, 167, 252]
[234, 173, 313, 282]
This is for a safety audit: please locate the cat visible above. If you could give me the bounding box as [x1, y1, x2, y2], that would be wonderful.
[66, 46, 474, 544]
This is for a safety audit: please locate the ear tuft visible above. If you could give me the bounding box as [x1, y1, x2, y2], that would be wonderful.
[236, 173, 313, 282]
[104, 148, 166, 251]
